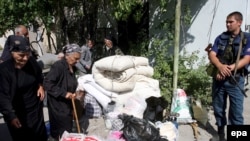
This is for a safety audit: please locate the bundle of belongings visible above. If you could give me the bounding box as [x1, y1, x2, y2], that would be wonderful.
[76, 55, 179, 141]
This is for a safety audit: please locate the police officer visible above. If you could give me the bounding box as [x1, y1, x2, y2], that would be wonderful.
[209, 11, 250, 141]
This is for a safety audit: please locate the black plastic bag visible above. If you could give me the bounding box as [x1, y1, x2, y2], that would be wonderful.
[118, 114, 168, 141]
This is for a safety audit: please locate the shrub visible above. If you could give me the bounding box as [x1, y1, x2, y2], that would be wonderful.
[148, 38, 212, 110]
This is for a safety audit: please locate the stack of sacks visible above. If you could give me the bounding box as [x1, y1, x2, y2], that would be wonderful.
[91, 55, 153, 92]
[91, 55, 161, 119]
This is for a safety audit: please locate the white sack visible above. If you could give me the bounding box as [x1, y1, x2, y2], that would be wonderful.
[94, 55, 149, 72]
[132, 75, 161, 99]
[113, 92, 147, 119]
[82, 83, 111, 109]
[113, 76, 161, 118]
[77, 74, 120, 109]
[92, 65, 136, 92]
[77, 74, 118, 98]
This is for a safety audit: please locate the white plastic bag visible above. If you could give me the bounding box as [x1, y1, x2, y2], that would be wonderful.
[155, 121, 179, 141]
[170, 89, 193, 123]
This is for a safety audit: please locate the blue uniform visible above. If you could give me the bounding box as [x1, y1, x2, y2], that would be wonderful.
[211, 31, 250, 127]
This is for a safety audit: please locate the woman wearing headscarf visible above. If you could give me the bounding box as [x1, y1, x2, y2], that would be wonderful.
[0, 36, 47, 141]
[43, 44, 82, 140]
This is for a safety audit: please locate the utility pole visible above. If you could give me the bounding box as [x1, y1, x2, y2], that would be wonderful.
[173, 0, 181, 94]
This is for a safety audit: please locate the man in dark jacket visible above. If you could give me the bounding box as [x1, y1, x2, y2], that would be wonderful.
[100, 35, 124, 59]
[209, 11, 250, 141]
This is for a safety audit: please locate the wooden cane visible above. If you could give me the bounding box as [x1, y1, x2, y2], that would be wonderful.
[71, 97, 81, 133]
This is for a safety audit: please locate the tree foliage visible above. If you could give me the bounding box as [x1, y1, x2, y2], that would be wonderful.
[148, 38, 212, 110]
[112, 0, 143, 23]
[0, 0, 53, 35]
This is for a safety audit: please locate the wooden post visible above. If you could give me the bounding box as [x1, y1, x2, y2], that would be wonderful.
[173, 0, 181, 93]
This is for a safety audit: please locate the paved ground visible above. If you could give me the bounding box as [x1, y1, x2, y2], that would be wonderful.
[1, 83, 250, 141]
[68, 82, 250, 141]
[177, 84, 250, 141]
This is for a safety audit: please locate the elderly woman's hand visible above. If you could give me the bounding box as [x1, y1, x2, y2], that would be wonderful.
[65, 92, 76, 99]
[11, 118, 22, 129]
[37, 84, 45, 101]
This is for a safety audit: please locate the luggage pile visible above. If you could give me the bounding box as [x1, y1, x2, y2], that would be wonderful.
[74, 55, 179, 141]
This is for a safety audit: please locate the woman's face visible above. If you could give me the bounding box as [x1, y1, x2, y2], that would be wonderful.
[11, 51, 30, 68]
[66, 52, 81, 66]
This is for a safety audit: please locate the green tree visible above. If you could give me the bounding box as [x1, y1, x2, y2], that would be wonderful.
[0, 0, 52, 34]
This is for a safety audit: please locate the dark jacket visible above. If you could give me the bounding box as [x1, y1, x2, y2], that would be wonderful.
[213, 31, 250, 74]
[75, 45, 92, 74]
[0, 57, 43, 122]
[0, 57, 46, 141]
[43, 58, 78, 138]
[101, 45, 124, 58]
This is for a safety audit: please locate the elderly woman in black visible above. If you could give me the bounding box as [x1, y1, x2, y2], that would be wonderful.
[43, 44, 81, 140]
[0, 36, 47, 141]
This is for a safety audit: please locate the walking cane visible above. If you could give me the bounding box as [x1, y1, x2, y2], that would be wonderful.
[71, 97, 81, 133]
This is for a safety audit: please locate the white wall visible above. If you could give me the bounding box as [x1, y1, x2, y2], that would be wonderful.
[149, 0, 250, 66]
[183, 0, 250, 64]
[0, 30, 13, 49]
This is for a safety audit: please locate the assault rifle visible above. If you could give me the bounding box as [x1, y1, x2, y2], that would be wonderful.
[205, 43, 247, 97]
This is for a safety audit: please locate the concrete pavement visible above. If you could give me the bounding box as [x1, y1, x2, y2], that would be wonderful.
[177, 83, 250, 141]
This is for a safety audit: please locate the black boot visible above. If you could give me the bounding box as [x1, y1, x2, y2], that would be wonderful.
[219, 133, 226, 141]
[218, 126, 226, 141]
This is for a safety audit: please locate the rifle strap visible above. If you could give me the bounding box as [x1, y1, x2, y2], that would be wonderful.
[233, 32, 244, 77]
